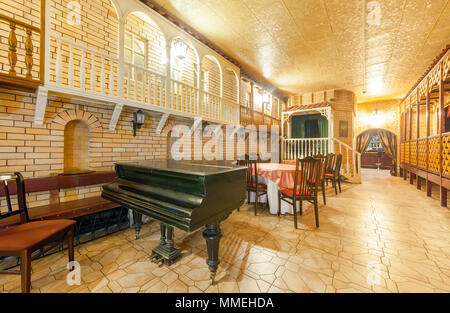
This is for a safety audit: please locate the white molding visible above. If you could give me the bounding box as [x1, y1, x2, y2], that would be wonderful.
[156, 113, 169, 135]
[109, 103, 124, 130]
[34, 86, 48, 125]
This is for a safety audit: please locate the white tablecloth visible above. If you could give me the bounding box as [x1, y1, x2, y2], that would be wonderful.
[249, 175, 304, 215]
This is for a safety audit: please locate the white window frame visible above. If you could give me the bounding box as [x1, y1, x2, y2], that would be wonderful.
[125, 31, 147, 80]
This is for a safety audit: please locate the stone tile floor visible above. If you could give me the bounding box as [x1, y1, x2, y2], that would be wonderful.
[1, 169, 449, 293]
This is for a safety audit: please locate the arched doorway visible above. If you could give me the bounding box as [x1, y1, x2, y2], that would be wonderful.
[356, 128, 397, 175]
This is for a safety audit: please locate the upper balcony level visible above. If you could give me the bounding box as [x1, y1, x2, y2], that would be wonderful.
[0, 0, 260, 127]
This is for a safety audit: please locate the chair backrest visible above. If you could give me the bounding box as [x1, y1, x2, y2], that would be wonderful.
[325, 153, 335, 173]
[334, 154, 343, 177]
[313, 154, 326, 180]
[238, 156, 258, 187]
[0, 172, 29, 223]
[293, 156, 320, 196]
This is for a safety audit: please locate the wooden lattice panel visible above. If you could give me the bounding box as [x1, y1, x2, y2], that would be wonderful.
[404, 141, 410, 164]
[428, 136, 440, 173]
[411, 141, 417, 165]
[418, 82, 427, 100]
[417, 139, 427, 169]
[443, 134, 450, 177]
[443, 54, 450, 80]
[429, 64, 441, 90]
[400, 142, 405, 163]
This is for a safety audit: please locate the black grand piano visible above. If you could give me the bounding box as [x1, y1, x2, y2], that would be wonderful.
[101, 160, 246, 284]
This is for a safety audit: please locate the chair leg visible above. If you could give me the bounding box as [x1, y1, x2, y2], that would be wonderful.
[314, 199, 319, 228]
[299, 199, 303, 215]
[247, 190, 250, 204]
[322, 181, 326, 205]
[21, 249, 32, 293]
[277, 190, 281, 216]
[338, 178, 341, 193]
[67, 226, 74, 270]
[254, 192, 258, 216]
[333, 179, 338, 195]
[293, 198, 298, 229]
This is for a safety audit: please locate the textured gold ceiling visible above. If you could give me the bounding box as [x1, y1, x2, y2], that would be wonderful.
[150, 0, 450, 101]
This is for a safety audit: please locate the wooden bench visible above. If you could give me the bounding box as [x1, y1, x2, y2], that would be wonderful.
[0, 172, 126, 269]
[0, 172, 121, 226]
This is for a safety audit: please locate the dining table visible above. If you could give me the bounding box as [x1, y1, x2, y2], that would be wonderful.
[248, 162, 301, 215]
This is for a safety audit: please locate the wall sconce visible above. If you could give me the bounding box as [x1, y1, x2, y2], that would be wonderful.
[133, 110, 145, 136]
[173, 39, 188, 60]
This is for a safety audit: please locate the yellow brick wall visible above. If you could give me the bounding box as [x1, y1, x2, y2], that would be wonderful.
[0, 87, 202, 210]
[0, 87, 252, 211]
[50, 0, 118, 56]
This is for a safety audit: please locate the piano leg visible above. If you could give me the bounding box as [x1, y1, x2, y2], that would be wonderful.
[160, 223, 167, 246]
[203, 222, 223, 285]
[133, 211, 142, 239]
[150, 224, 181, 266]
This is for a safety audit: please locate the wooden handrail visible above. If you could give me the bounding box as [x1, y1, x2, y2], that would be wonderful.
[0, 14, 40, 33]
[0, 8, 43, 87]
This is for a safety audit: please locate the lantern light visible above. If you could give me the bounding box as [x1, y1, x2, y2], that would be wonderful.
[370, 109, 385, 127]
[173, 39, 188, 60]
[133, 110, 145, 136]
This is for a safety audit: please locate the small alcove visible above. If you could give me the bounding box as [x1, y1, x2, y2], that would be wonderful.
[64, 119, 91, 175]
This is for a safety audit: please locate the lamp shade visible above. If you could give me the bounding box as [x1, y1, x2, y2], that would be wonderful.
[173, 39, 188, 60]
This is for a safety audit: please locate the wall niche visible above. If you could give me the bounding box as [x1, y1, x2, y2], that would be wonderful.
[64, 119, 91, 175]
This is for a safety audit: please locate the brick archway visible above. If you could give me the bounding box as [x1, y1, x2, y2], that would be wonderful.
[51, 110, 102, 130]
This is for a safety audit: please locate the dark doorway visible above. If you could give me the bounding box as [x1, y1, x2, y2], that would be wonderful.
[291, 114, 328, 138]
[304, 119, 320, 138]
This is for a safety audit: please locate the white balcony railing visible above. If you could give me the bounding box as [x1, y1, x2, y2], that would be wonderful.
[282, 137, 361, 183]
[47, 33, 240, 125]
[282, 138, 330, 160]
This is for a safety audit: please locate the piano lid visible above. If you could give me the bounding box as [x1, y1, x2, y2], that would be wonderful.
[114, 159, 245, 177]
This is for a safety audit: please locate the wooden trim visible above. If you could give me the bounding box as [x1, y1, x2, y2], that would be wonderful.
[0, 14, 40, 32]
[0, 74, 40, 91]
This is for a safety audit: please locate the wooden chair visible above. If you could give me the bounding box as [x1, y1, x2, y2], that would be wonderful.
[325, 154, 342, 195]
[0, 172, 76, 293]
[313, 154, 327, 205]
[278, 157, 321, 229]
[325, 153, 335, 175]
[240, 157, 267, 216]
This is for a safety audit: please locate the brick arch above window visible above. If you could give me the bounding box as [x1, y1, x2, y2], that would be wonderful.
[51, 110, 102, 131]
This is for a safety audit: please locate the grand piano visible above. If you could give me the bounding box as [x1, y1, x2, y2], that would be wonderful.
[101, 160, 246, 284]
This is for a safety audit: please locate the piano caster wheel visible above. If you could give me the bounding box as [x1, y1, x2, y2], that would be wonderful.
[210, 272, 216, 285]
